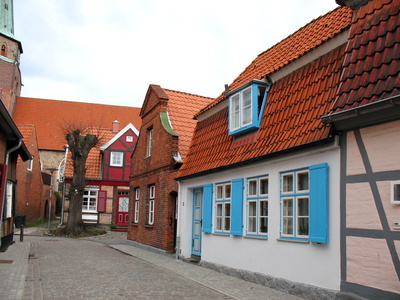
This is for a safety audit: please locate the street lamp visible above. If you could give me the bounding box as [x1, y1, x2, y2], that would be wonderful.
[47, 168, 58, 231]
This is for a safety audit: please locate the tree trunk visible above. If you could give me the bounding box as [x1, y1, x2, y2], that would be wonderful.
[65, 131, 98, 233]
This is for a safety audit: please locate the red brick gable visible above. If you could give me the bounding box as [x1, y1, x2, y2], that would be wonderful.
[13, 97, 141, 150]
[330, 0, 400, 113]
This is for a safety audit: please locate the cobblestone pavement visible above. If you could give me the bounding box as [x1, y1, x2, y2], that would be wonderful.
[3, 224, 301, 300]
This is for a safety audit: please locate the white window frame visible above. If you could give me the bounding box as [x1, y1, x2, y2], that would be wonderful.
[126, 135, 133, 142]
[215, 183, 231, 233]
[110, 151, 124, 167]
[82, 189, 98, 212]
[147, 128, 153, 157]
[391, 181, 400, 204]
[27, 157, 33, 171]
[280, 169, 310, 239]
[246, 176, 268, 236]
[134, 188, 140, 223]
[6, 181, 12, 218]
[229, 86, 252, 132]
[148, 185, 155, 225]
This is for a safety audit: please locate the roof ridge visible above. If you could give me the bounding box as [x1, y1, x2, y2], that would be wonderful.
[164, 88, 214, 100]
[17, 96, 140, 109]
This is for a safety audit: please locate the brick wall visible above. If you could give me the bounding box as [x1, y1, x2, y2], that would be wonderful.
[128, 93, 179, 252]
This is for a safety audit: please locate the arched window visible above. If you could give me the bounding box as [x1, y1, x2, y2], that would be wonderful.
[1, 45, 6, 56]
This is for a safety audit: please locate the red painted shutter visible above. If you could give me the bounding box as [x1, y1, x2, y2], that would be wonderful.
[97, 190, 107, 213]
[0, 164, 7, 217]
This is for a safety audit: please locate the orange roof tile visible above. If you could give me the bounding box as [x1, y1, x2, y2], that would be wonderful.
[178, 38, 346, 178]
[12, 97, 142, 151]
[64, 128, 116, 179]
[197, 6, 353, 116]
[330, 0, 400, 113]
[164, 89, 214, 158]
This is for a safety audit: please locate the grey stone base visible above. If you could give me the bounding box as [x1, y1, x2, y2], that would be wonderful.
[199, 260, 363, 300]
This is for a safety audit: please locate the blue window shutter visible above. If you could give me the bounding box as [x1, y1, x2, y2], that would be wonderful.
[231, 178, 244, 236]
[202, 184, 213, 233]
[309, 163, 329, 243]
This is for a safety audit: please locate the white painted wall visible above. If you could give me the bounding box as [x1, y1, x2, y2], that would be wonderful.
[177, 145, 341, 290]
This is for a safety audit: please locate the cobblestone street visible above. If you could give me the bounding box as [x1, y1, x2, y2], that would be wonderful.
[0, 224, 301, 300]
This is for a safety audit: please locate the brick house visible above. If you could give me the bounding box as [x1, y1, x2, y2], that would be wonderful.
[127, 84, 213, 252]
[322, 0, 400, 298]
[12, 98, 142, 220]
[15, 124, 52, 223]
[64, 123, 139, 229]
[0, 0, 31, 251]
[176, 5, 353, 299]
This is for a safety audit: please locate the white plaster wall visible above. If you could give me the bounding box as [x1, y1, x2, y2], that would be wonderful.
[177, 146, 340, 290]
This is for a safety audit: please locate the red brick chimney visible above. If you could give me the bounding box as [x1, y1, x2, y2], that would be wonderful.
[112, 120, 120, 133]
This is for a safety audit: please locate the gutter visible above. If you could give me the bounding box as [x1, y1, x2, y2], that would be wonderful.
[0, 139, 22, 248]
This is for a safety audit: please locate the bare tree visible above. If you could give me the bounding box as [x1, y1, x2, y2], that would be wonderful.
[64, 126, 100, 233]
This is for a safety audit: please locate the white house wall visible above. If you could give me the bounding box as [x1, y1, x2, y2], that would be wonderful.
[177, 145, 340, 291]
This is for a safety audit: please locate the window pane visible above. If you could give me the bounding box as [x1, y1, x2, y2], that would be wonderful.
[231, 95, 240, 129]
[297, 172, 309, 191]
[298, 217, 309, 236]
[283, 174, 293, 193]
[283, 217, 293, 235]
[242, 88, 252, 126]
[259, 217, 268, 233]
[260, 200, 268, 217]
[260, 178, 268, 195]
[248, 217, 256, 233]
[283, 198, 293, 216]
[224, 203, 231, 231]
[248, 180, 257, 196]
[298, 197, 309, 216]
[217, 185, 223, 199]
[249, 201, 256, 216]
[394, 184, 400, 201]
[225, 184, 231, 198]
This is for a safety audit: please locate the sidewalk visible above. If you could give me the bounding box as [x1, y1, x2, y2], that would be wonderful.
[1, 224, 302, 300]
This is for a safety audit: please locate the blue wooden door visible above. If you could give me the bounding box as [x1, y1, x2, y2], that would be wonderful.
[192, 188, 203, 256]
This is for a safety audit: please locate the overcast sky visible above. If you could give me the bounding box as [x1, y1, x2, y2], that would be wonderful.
[13, 1, 339, 108]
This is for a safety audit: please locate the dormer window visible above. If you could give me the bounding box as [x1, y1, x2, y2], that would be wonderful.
[228, 80, 270, 136]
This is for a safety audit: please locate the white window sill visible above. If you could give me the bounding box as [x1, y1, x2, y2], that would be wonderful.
[244, 235, 268, 240]
[277, 238, 309, 244]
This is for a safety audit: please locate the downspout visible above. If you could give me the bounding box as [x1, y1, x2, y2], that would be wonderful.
[175, 180, 181, 260]
[0, 139, 23, 247]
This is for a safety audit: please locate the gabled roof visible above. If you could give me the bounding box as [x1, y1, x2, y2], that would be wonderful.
[197, 6, 353, 116]
[163, 88, 214, 158]
[99, 123, 139, 151]
[12, 97, 141, 151]
[177, 7, 352, 179]
[329, 0, 400, 113]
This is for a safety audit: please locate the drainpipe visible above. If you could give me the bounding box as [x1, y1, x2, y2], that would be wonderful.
[59, 145, 69, 226]
[175, 181, 182, 260]
[0, 139, 23, 248]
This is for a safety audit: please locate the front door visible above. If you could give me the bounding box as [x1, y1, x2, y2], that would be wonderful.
[116, 191, 129, 225]
[192, 188, 203, 256]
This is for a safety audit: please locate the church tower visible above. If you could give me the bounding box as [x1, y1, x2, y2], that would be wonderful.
[0, 0, 22, 115]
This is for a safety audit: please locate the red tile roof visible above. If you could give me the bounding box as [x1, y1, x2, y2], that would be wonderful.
[178, 45, 346, 178]
[64, 128, 116, 179]
[330, 0, 400, 113]
[177, 7, 353, 178]
[12, 97, 141, 150]
[197, 6, 353, 116]
[164, 89, 214, 158]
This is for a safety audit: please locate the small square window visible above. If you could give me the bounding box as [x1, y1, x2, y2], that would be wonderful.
[126, 135, 133, 142]
[391, 181, 400, 204]
[110, 152, 123, 166]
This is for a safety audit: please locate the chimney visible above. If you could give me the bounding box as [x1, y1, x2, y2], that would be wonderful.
[335, 0, 371, 10]
[112, 120, 120, 133]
